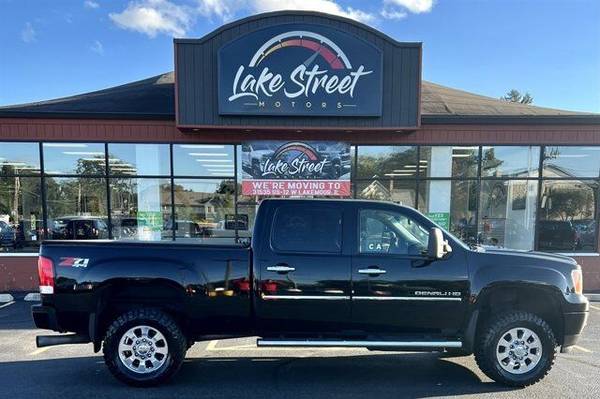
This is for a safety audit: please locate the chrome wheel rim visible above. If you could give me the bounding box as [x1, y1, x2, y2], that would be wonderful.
[496, 327, 542, 375]
[118, 325, 169, 374]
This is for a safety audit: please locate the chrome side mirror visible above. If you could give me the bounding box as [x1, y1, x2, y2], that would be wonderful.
[428, 227, 452, 259]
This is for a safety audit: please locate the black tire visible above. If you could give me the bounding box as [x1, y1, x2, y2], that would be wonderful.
[102, 308, 187, 387]
[474, 311, 557, 387]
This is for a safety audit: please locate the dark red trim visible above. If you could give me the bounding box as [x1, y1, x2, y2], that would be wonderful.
[1, 118, 600, 145]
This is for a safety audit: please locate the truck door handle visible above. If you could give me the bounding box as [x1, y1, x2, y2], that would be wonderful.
[358, 267, 387, 275]
[267, 265, 296, 273]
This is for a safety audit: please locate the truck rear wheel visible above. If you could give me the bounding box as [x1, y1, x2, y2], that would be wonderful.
[102, 309, 187, 387]
[474, 311, 557, 387]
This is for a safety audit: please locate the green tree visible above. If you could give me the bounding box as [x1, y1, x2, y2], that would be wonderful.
[501, 89, 533, 105]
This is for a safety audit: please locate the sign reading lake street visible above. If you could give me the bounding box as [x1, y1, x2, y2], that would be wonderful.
[241, 141, 351, 196]
[218, 24, 382, 116]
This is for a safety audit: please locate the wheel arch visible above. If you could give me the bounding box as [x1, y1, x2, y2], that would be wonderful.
[93, 278, 189, 352]
[470, 283, 565, 349]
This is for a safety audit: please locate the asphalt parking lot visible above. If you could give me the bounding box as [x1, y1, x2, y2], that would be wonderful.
[1, 296, 599, 399]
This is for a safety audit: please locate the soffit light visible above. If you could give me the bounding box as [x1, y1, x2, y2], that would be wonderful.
[180, 145, 226, 149]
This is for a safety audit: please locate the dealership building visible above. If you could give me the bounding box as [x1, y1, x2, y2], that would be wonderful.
[1, 11, 600, 292]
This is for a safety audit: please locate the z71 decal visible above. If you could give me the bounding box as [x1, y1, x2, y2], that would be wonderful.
[59, 257, 90, 268]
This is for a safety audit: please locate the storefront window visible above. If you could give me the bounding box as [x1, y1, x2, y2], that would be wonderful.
[478, 180, 538, 250]
[420, 146, 479, 178]
[356, 146, 418, 179]
[538, 180, 598, 252]
[0, 141, 598, 253]
[172, 179, 236, 243]
[110, 178, 172, 240]
[173, 144, 234, 177]
[543, 146, 600, 178]
[45, 177, 108, 239]
[419, 180, 478, 244]
[43, 142, 107, 175]
[236, 204, 257, 241]
[108, 144, 170, 176]
[356, 180, 417, 207]
[481, 146, 540, 178]
[0, 176, 42, 252]
[0, 142, 40, 176]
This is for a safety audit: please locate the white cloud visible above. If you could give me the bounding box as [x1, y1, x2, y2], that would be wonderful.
[384, 0, 434, 14]
[197, 0, 243, 21]
[90, 40, 104, 54]
[21, 22, 36, 43]
[84, 0, 100, 9]
[109, 0, 193, 37]
[380, 7, 407, 20]
[197, 0, 375, 23]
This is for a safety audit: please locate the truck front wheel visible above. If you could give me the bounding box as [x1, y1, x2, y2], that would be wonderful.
[474, 311, 557, 387]
[102, 309, 187, 386]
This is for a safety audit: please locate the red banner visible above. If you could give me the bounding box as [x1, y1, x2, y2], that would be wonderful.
[242, 180, 351, 197]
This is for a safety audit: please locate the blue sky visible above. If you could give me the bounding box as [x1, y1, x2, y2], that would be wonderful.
[1, 0, 599, 113]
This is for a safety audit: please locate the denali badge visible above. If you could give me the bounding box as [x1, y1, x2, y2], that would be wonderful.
[414, 291, 461, 297]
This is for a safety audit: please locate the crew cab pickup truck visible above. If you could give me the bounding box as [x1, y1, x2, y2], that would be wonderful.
[32, 199, 589, 387]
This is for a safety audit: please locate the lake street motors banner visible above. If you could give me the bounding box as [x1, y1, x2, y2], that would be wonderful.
[241, 141, 351, 196]
[218, 24, 382, 116]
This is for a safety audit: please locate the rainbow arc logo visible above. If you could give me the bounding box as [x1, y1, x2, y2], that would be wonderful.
[250, 31, 352, 70]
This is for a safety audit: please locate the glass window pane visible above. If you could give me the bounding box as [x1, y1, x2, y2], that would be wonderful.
[271, 205, 342, 253]
[481, 146, 540, 178]
[478, 180, 538, 250]
[110, 178, 172, 241]
[173, 144, 234, 177]
[0, 142, 40, 176]
[43, 143, 106, 175]
[356, 180, 416, 207]
[420, 146, 479, 178]
[539, 180, 598, 252]
[172, 179, 235, 243]
[45, 177, 108, 239]
[0, 176, 42, 252]
[357, 146, 418, 179]
[359, 209, 429, 255]
[419, 180, 478, 244]
[108, 144, 170, 176]
[543, 146, 600, 178]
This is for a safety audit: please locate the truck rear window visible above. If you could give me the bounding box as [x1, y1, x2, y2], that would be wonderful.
[271, 205, 342, 253]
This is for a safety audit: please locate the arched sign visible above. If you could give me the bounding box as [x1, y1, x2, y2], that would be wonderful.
[218, 24, 383, 116]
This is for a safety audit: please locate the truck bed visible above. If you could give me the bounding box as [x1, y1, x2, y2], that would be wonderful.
[38, 239, 253, 337]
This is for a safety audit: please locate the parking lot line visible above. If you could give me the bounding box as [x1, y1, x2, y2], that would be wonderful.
[0, 301, 15, 309]
[589, 304, 600, 311]
[204, 339, 361, 352]
[572, 345, 592, 353]
[28, 347, 51, 356]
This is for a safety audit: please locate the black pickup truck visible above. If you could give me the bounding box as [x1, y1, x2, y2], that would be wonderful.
[32, 199, 588, 387]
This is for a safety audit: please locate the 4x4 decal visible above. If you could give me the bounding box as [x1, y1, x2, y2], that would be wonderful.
[59, 257, 90, 268]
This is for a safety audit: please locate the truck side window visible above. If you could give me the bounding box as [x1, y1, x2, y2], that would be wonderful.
[271, 206, 342, 253]
[359, 209, 429, 256]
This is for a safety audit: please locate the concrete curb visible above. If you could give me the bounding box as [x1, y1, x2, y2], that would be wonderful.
[24, 292, 41, 302]
[586, 293, 600, 302]
[0, 293, 15, 303]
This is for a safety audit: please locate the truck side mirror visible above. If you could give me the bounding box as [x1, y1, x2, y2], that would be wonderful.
[428, 227, 452, 259]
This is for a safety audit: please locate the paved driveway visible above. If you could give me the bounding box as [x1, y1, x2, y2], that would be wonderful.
[1, 296, 599, 399]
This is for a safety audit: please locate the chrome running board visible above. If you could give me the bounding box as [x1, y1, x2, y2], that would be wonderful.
[256, 339, 462, 348]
